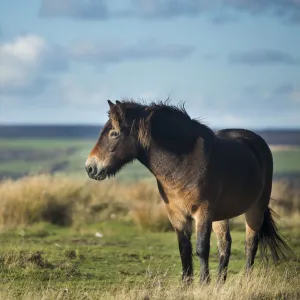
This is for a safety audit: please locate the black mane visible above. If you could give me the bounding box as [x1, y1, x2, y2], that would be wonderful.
[117, 99, 215, 155]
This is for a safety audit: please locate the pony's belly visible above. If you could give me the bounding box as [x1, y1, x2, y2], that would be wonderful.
[213, 202, 252, 221]
[212, 185, 263, 221]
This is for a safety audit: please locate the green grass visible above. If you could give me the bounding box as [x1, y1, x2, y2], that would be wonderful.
[0, 138, 153, 181]
[0, 219, 299, 299]
[0, 138, 94, 178]
[272, 149, 300, 175]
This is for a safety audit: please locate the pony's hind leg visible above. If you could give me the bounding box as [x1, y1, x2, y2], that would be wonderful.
[244, 207, 264, 272]
[244, 176, 272, 272]
[246, 206, 293, 272]
[212, 220, 232, 283]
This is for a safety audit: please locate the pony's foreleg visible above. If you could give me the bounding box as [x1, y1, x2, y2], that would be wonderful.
[175, 224, 193, 284]
[167, 210, 193, 284]
[193, 205, 212, 284]
[212, 220, 232, 283]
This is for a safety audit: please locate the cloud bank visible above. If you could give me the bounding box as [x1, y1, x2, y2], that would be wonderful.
[0, 34, 195, 97]
[229, 49, 300, 66]
[68, 39, 195, 64]
[39, 0, 300, 23]
[39, 0, 108, 19]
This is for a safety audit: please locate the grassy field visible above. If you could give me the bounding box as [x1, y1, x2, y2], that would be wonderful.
[0, 175, 299, 299]
[0, 219, 299, 299]
[0, 138, 153, 181]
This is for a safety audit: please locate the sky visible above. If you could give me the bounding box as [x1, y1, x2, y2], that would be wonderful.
[0, 0, 299, 129]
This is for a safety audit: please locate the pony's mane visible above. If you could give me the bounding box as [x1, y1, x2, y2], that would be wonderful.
[109, 99, 214, 150]
[147, 99, 190, 117]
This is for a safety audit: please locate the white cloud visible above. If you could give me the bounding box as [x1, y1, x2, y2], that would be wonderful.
[0, 35, 45, 92]
[0, 34, 67, 95]
[1, 35, 46, 62]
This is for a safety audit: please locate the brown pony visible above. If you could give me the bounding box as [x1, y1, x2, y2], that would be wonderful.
[85, 100, 292, 284]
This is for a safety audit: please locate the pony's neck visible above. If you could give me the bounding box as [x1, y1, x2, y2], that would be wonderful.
[137, 138, 209, 194]
[136, 106, 215, 183]
[137, 133, 213, 185]
[138, 142, 182, 179]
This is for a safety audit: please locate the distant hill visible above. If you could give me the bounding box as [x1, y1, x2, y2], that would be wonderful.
[256, 130, 300, 146]
[0, 125, 101, 139]
[0, 125, 299, 145]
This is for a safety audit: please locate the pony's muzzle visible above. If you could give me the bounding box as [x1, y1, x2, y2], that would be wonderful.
[85, 158, 107, 180]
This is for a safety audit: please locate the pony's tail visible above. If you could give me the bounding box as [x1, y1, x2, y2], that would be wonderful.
[258, 207, 294, 264]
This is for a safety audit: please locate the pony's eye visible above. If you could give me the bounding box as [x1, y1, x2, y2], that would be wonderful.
[109, 131, 119, 138]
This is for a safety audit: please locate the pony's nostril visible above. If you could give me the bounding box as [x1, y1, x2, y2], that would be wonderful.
[85, 164, 96, 177]
[88, 166, 93, 175]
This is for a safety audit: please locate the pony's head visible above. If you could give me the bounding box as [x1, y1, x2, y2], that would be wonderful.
[85, 99, 208, 180]
[85, 100, 149, 180]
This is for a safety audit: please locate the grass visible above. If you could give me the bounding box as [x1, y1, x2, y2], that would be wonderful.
[272, 148, 300, 176]
[0, 219, 299, 299]
[0, 138, 93, 178]
[0, 175, 299, 299]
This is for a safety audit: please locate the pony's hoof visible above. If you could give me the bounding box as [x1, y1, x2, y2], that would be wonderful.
[182, 275, 193, 286]
[199, 275, 211, 285]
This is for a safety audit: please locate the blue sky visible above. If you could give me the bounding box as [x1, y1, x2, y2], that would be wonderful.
[0, 0, 299, 129]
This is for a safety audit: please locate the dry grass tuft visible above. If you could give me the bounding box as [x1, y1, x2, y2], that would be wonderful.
[127, 182, 172, 231]
[0, 251, 54, 269]
[131, 201, 172, 231]
[271, 179, 300, 215]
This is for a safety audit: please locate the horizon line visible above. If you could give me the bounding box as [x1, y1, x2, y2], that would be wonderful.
[0, 123, 299, 131]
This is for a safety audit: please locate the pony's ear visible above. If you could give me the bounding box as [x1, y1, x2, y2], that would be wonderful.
[107, 100, 115, 108]
[108, 100, 124, 130]
[115, 100, 125, 116]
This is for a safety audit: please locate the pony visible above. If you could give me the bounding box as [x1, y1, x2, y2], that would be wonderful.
[85, 99, 292, 284]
